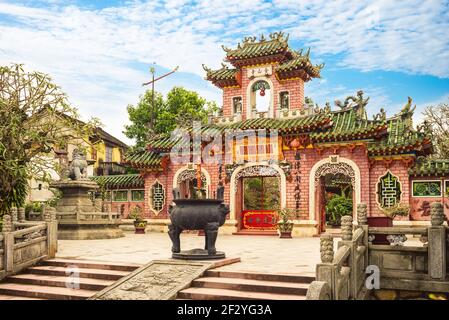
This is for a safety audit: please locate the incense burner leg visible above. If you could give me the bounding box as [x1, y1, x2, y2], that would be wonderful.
[205, 222, 219, 255]
[168, 224, 182, 253]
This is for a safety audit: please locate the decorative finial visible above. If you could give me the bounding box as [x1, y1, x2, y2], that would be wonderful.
[221, 45, 231, 52]
[305, 47, 310, 57]
[202, 64, 211, 73]
[260, 34, 266, 42]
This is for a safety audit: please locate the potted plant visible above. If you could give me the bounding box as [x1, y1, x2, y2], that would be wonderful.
[129, 206, 147, 234]
[325, 195, 353, 227]
[368, 203, 410, 244]
[277, 208, 294, 239]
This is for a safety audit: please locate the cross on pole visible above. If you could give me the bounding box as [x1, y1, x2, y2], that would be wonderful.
[142, 64, 179, 138]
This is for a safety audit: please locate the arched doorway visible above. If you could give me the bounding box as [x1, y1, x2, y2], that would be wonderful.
[173, 166, 211, 199]
[230, 163, 286, 231]
[246, 78, 275, 118]
[309, 156, 361, 233]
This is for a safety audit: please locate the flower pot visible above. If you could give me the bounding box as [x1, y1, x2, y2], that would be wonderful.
[367, 216, 393, 245]
[279, 231, 293, 239]
[277, 222, 294, 239]
[134, 220, 147, 234]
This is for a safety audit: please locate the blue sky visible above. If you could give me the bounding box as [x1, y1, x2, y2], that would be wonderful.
[0, 0, 448, 144]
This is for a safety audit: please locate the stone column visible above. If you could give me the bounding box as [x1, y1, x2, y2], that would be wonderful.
[320, 235, 334, 263]
[341, 215, 353, 241]
[428, 202, 446, 280]
[317, 235, 336, 300]
[2, 214, 14, 272]
[18, 207, 26, 222]
[10, 207, 18, 223]
[357, 203, 368, 226]
[44, 207, 58, 257]
[2, 214, 12, 233]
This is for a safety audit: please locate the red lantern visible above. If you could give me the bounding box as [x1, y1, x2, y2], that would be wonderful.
[259, 88, 265, 96]
[290, 138, 300, 149]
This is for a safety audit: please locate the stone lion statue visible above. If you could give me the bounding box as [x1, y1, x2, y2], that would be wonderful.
[69, 149, 88, 180]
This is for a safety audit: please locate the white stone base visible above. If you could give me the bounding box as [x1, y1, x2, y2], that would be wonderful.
[292, 220, 319, 237]
[120, 219, 320, 238]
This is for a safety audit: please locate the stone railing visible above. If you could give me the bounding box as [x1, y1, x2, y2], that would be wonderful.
[0, 207, 58, 281]
[57, 211, 120, 222]
[307, 202, 449, 299]
[210, 113, 242, 124]
[307, 212, 369, 300]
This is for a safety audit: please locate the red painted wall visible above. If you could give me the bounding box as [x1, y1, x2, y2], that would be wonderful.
[222, 65, 305, 119]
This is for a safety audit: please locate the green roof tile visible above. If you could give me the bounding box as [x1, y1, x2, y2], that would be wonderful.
[409, 158, 449, 176]
[125, 150, 162, 168]
[90, 174, 144, 189]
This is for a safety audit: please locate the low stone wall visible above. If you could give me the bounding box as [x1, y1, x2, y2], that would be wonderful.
[307, 202, 449, 300]
[1, 207, 58, 281]
[372, 289, 449, 300]
[0, 234, 5, 280]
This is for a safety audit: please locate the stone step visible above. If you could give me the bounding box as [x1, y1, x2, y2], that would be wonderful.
[192, 277, 309, 295]
[0, 294, 44, 300]
[232, 230, 278, 236]
[205, 270, 315, 284]
[26, 266, 129, 280]
[6, 274, 114, 291]
[0, 283, 96, 300]
[41, 259, 140, 272]
[177, 287, 306, 300]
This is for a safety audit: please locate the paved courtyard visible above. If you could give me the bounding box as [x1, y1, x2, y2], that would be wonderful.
[56, 233, 324, 276]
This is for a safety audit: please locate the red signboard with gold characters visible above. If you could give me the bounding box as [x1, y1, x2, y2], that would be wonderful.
[242, 210, 278, 230]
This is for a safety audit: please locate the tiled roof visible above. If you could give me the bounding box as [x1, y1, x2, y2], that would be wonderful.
[206, 32, 322, 82]
[203, 65, 240, 88]
[213, 113, 332, 132]
[275, 56, 323, 80]
[225, 36, 289, 61]
[367, 115, 431, 156]
[409, 158, 449, 176]
[127, 97, 433, 167]
[124, 150, 162, 168]
[310, 108, 387, 143]
[90, 174, 144, 189]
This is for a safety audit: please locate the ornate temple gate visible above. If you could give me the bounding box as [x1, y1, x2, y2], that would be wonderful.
[176, 169, 207, 199]
[234, 165, 281, 231]
[312, 159, 357, 233]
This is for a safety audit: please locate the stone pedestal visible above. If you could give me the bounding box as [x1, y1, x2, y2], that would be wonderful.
[51, 179, 124, 240]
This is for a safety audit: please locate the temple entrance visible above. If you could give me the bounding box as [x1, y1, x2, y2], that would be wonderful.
[320, 173, 353, 232]
[241, 177, 280, 230]
[311, 157, 359, 234]
[176, 169, 207, 199]
[232, 165, 282, 232]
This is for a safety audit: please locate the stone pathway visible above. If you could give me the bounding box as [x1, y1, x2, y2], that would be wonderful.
[57, 233, 323, 275]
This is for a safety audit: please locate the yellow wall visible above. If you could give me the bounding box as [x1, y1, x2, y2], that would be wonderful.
[90, 142, 123, 169]
[112, 147, 122, 162]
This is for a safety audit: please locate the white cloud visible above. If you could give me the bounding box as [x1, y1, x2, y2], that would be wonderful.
[0, 0, 447, 144]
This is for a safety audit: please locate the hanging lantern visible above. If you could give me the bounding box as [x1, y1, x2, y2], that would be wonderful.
[259, 87, 265, 96]
[290, 138, 300, 149]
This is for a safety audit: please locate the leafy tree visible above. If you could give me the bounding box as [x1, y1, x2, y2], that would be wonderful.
[422, 100, 449, 159]
[0, 64, 97, 216]
[124, 87, 218, 148]
[124, 90, 164, 149]
[325, 195, 353, 226]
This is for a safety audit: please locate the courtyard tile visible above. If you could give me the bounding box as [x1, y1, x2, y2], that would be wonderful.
[57, 233, 323, 275]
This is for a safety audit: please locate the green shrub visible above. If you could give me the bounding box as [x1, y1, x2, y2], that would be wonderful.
[325, 195, 353, 226]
